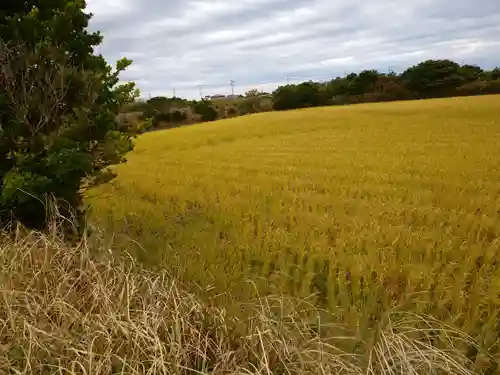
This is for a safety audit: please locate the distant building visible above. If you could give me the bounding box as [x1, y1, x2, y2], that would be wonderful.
[210, 94, 226, 101]
[207, 94, 242, 101]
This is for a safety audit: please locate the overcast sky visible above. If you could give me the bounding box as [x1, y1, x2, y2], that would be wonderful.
[86, 0, 500, 99]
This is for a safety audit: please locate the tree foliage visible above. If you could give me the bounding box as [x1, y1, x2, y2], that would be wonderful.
[245, 89, 264, 97]
[0, 0, 139, 229]
[273, 82, 327, 110]
[193, 100, 218, 122]
[272, 59, 500, 111]
[153, 110, 188, 127]
[401, 60, 465, 97]
[491, 67, 500, 80]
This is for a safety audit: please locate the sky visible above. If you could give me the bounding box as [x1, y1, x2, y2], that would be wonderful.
[86, 0, 500, 99]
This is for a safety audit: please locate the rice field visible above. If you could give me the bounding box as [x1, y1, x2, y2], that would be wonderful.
[88, 96, 500, 368]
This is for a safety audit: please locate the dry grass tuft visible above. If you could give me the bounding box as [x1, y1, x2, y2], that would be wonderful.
[0, 229, 479, 374]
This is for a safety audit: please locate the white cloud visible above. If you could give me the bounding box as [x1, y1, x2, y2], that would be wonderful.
[86, 0, 133, 19]
[87, 0, 500, 99]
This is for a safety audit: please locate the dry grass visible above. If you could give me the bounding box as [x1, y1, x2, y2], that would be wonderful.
[0, 228, 483, 374]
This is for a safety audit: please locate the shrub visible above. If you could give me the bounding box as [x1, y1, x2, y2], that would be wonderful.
[455, 81, 489, 96]
[273, 82, 327, 111]
[485, 79, 500, 94]
[153, 110, 188, 127]
[193, 100, 218, 122]
[238, 98, 258, 115]
[455, 80, 500, 96]
[0, 3, 138, 230]
[227, 106, 238, 116]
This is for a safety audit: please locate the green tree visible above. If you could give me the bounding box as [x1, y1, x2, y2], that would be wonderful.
[152, 110, 188, 127]
[459, 64, 483, 82]
[402, 60, 465, 98]
[491, 67, 500, 80]
[325, 77, 349, 98]
[273, 82, 326, 110]
[193, 100, 218, 122]
[245, 89, 263, 97]
[372, 74, 412, 101]
[347, 70, 380, 95]
[0, 0, 139, 229]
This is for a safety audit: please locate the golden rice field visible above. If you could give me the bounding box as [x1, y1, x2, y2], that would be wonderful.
[88, 96, 500, 367]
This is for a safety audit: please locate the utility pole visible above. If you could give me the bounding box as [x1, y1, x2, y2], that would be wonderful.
[172, 88, 176, 98]
[198, 85, 204, 100]
[230, 80, 236, 96]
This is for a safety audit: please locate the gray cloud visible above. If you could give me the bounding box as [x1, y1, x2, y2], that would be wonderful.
[86, 0, 500, 99]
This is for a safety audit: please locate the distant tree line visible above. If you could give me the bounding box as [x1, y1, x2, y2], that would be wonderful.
[121, 59, 500, 130]
[272, 60, 500, 110]
[123, 91, 273, 130]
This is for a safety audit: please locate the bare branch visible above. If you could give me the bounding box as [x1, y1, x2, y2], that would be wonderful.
[0, 40, 100, 143]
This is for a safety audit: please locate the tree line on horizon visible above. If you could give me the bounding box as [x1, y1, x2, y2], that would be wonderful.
[125, 59, 500, 130]
[273, 60, 500, 110]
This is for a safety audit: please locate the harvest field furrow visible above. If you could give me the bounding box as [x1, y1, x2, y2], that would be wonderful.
[89, 96, 500, 335]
